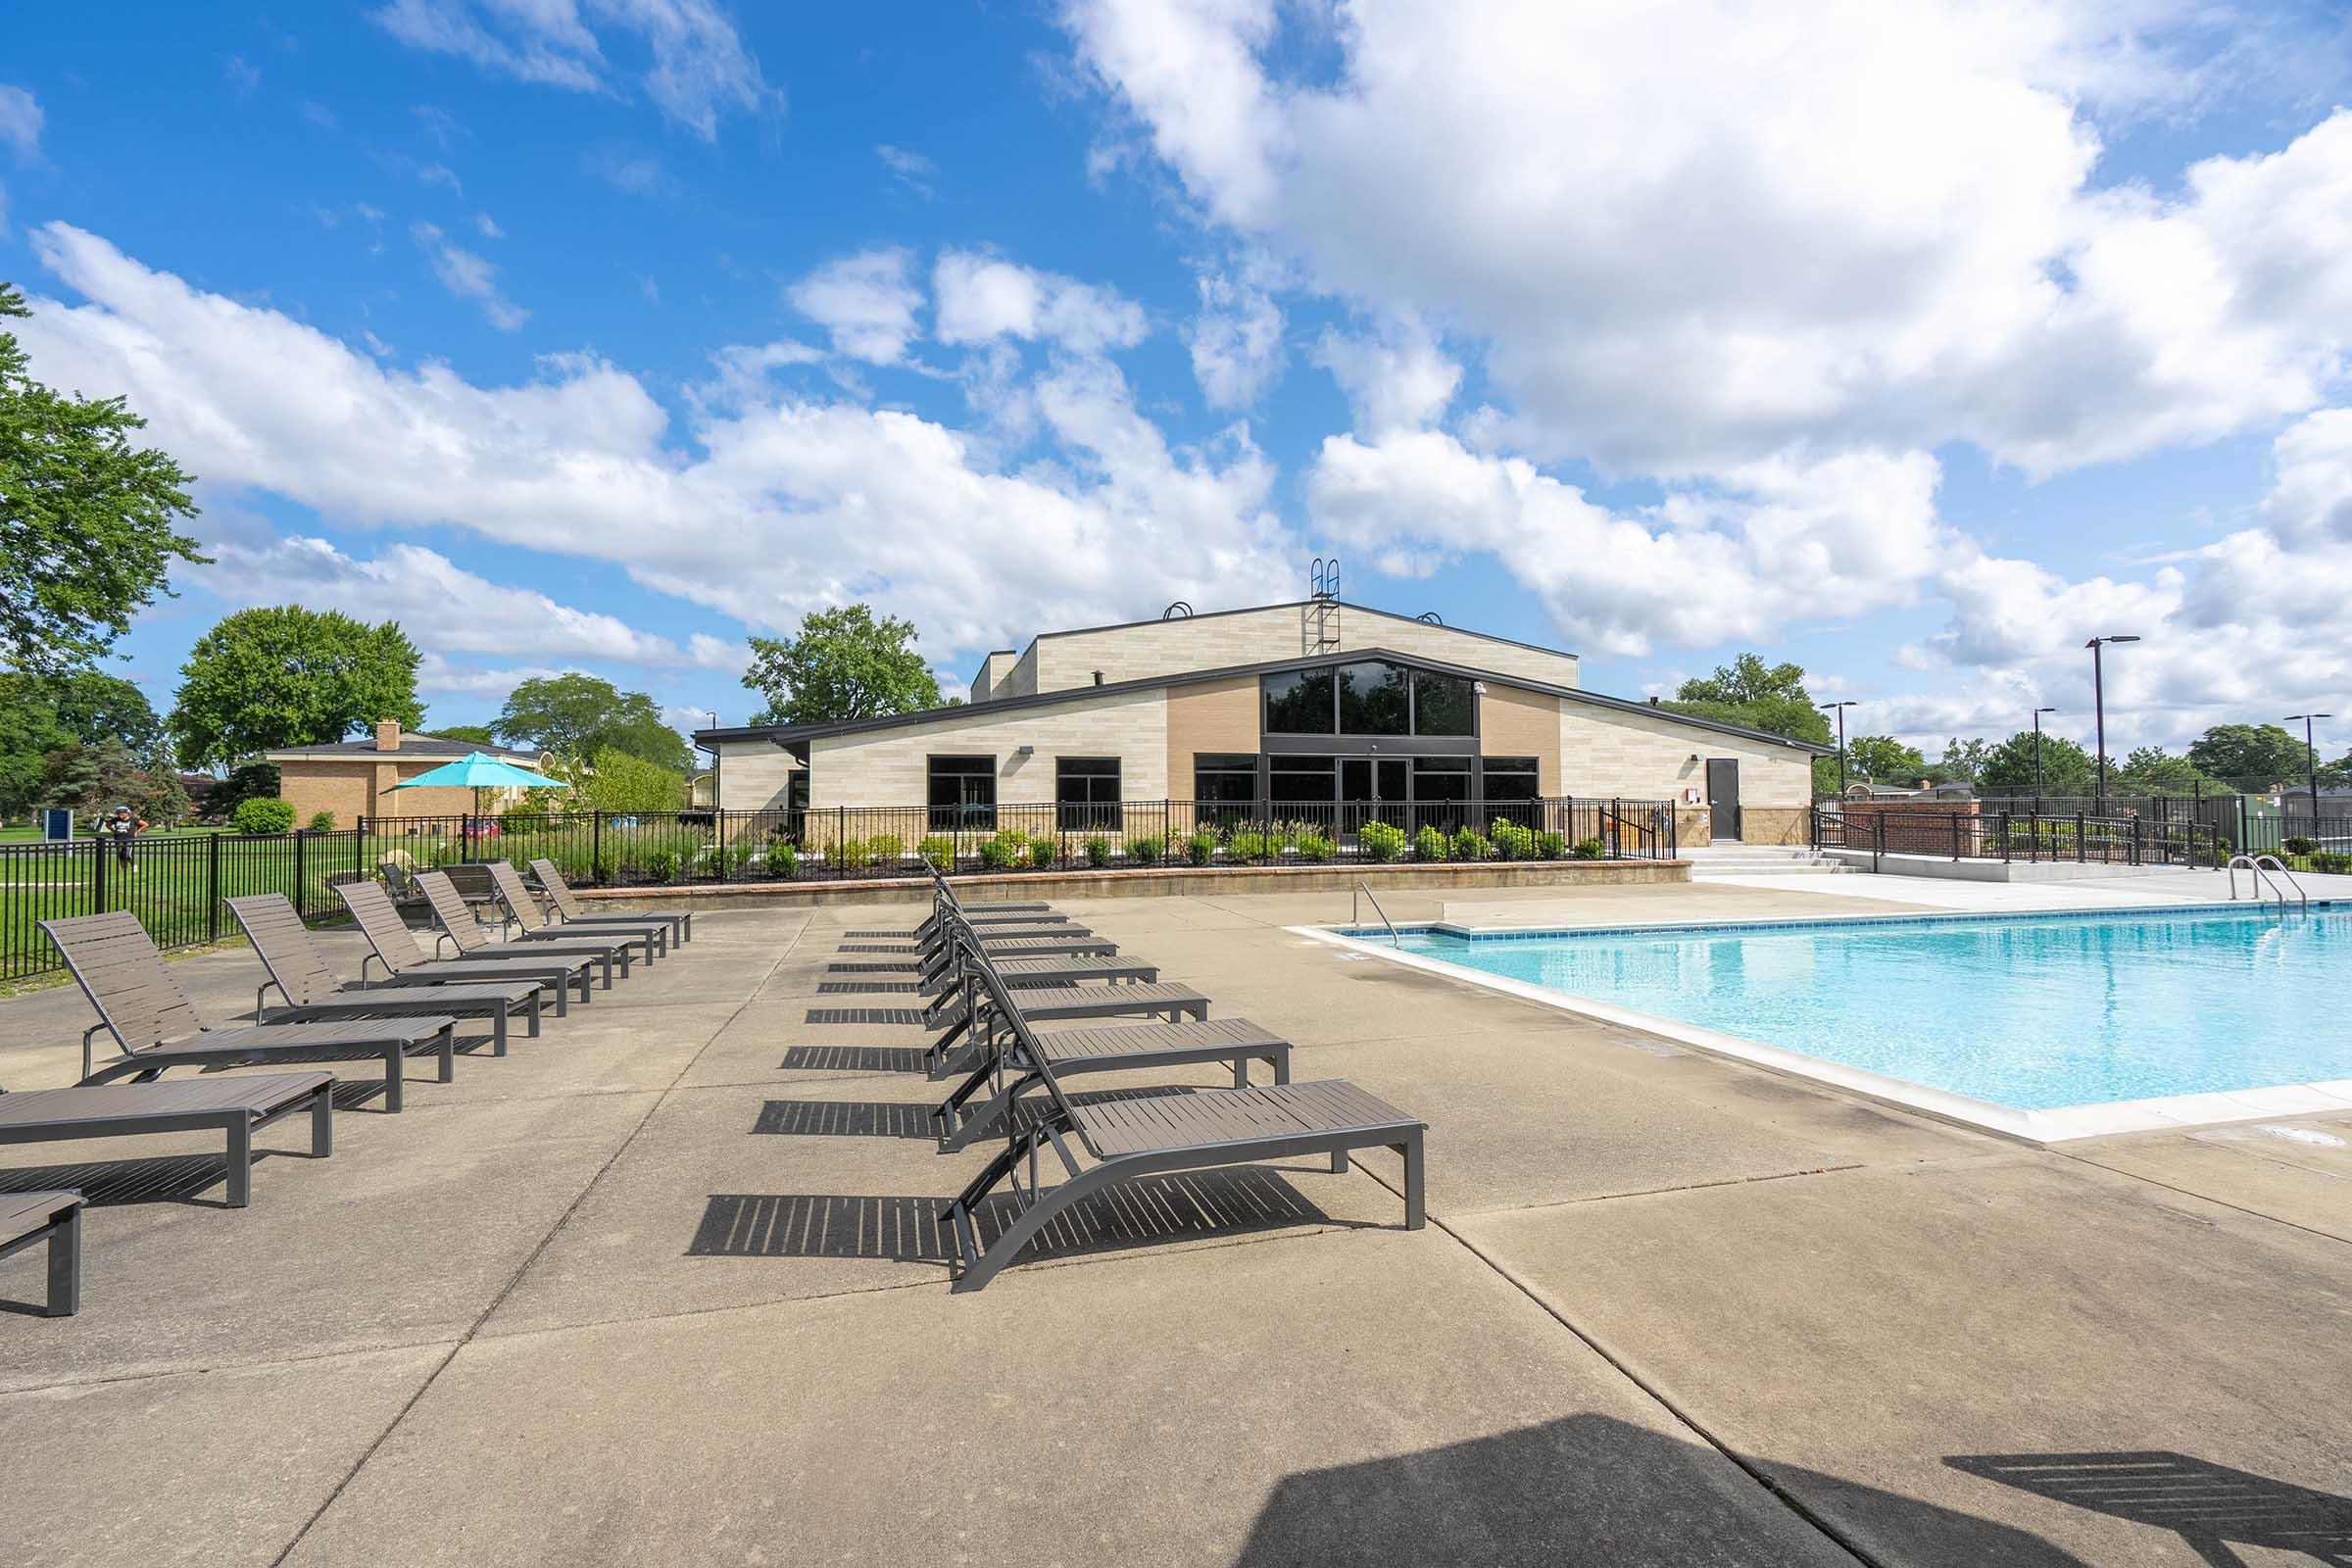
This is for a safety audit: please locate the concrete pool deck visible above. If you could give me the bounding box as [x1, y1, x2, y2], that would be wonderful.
[2, 878, 2347, 1565]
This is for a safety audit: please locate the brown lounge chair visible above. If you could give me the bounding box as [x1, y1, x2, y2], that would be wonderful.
[527, 858, 691, 947]
[42, 912, 456, 1113]
[335, 879, 596, 1004]
[482, 862, 662, 964]
[224, 894, 546, 1055]
[0, 1192, 82, 1316]
[414, 870, 638, 984]
[0, 1071, 334, 1208]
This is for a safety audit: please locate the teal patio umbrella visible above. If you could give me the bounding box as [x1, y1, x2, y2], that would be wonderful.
[384, 753, 566, 817]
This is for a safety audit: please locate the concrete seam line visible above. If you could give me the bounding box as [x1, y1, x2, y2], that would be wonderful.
[269, 922, 807, 1567]
[2052, 1148, 2352, 1253]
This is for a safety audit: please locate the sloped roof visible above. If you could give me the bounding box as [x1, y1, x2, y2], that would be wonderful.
[266, 735, 544, 763]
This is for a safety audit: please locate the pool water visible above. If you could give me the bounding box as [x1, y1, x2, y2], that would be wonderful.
[1388, 907, 2352, 1109]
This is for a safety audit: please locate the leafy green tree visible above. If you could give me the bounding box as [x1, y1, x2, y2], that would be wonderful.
[1659, 653, 1838, 794]
[551, 746, 688, 812]
[1844, 735, 1927, 783]
[1979, 730, 2096, 797]
[43, 740, 190, 826]
[493, 673, 690, 772]
[2186, 723, 2309, 788]
[743, 604, 942, 726]
[0, 284, 209, 673]
[204, 760, 281, 822]
[2318, 750, 2352, 790]
[168, 607, 424, 768]
[2115, 746, 2220, 796]
[0, 668, 167, 816]
[1924, 736, 1991, 786]
[433, 723, 498, 746]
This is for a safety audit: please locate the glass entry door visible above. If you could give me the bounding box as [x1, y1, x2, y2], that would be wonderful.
[1339, 758, 1409, 827]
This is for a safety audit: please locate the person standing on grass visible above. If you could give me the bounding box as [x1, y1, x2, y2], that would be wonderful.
[103, 806, 145, 872]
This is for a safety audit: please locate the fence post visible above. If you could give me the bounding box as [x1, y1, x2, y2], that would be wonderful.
[2000, 812, 2011, 863]
[2132, 816, 2142, 866]
[1874, 810, 1885, 874]
[1952, 812, 1962, 861]
[2075, 811, 2084, 864]
[208, 833, 222, 942]
[592, 810, 604, 885]
[293, 829, 307, 918]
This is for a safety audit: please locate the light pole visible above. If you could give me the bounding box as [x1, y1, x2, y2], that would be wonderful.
[1819, 702, 1855, 796]
[2083, 635, 2139, 806]
[2285, 712, 2331, 836]
[2032, 707, 2057, 812]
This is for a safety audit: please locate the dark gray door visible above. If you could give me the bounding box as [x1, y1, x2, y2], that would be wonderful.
[1706, 759, 1740, 839]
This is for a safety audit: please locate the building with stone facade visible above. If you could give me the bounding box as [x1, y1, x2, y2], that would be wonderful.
[695, 601, 1829, 847]
[269, 721, 546, 825]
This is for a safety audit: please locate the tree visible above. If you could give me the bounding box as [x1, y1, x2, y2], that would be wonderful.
[742, 604, 942, 726]
[0, 284, 209, 673]
[1657, 653, 1838, 794]
[2114, 746, 2220, 796]
[0, 668, 167, 817]
[42, 740, 190, 826]
[1979, 730, 2096, 797]
[434, 723, 497, 746]
[168, 607, 424, 768]
[1844, 735, 1927, 783]
[2186, 723, 2309, 789]
[205, 760, 280, 821]
[550, 746, 688, 813]
[493, 673, 691, 773]
[1924, 736, 1991, 787]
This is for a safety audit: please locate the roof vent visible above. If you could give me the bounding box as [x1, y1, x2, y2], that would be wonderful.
[1415, 611, 1443, 625]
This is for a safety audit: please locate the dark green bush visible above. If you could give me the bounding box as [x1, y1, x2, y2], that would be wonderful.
[1571, 836, 1605, 859]
[1029, 835, 1059, 869]
[1085, 835, 1112, 868]
[231, 798, 297, 835]
[1294, 831, 1335, 862]
[917, 835, 955, 868]
[1185, 830, 1218, 866]
[307, 809, 337, 831]
[1535, 829, 1567, 858]
[1414, 824, 1448, 860]
[2283, 836, 2318, 857]
[1451, 828, 1490, 860]
[1357, 820, 1407, 862]
[1126, 834, 1164, 863]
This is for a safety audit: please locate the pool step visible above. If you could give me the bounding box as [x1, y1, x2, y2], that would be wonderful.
[1688, 847, 1854, 879]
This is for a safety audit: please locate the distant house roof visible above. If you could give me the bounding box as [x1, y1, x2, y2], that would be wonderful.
[265, 735, 544, 763]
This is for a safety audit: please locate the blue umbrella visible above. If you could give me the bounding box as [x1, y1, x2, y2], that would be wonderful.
[385, 753, 565, 816]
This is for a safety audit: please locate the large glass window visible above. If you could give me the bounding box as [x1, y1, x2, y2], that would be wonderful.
[1055, 757, 1121, 831]
[1337, 661, 1410, 736]
[1484, 757, 1541, 802]
[1413, 756, 1472, 802]
[1194, 753, 1258, 807]
[1269, 755, 1338, 804]
[1412, 671, 1475, 736]
[927, 755, 997, 830]
[1263, 667, 1337, 733]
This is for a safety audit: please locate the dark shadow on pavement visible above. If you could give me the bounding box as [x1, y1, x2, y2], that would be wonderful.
[1946, 1451, 2352, 1566]
[804, 1006, 928, 1026]
[753, 1085, 1202, 1140]
[1237, 1415, 2093, 1568]
[0, 1151, 295, 1208]
[778, 1045, 931, 1074]
[689, 1167, 1336, 1267]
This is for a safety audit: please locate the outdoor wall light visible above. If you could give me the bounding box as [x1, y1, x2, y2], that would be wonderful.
[1015, 744, 1035, 757]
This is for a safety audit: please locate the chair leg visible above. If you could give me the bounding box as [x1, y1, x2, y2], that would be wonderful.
[226, 1115, 254, 1206]
[525, 992, 542, 1037]
[437, 1024, 457, 1082]
[1331, 1149, 1350, 1173]
[46, 1205, 80, 1316]
[1268, 1046, 1292, 1086]
[490, 1007, 508, 1058]
[1397, 1133, 1425, 1229]
[311, 1083, 334, 1156]
[384, 1047, 405, 1113]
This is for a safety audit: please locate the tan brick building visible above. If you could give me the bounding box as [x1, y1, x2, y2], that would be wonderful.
[697, 600, 1828, 847]
[268, 721, 547, 826]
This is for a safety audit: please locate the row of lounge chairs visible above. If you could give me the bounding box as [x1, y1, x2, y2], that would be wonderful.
[0, 859, 689, 1316]
[824, 871, 1428, 1292]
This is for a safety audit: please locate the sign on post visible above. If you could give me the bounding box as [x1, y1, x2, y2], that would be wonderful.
[40, 808, 73, 841]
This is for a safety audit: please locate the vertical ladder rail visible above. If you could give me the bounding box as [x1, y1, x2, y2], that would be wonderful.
[1352, 880, 1400, 947]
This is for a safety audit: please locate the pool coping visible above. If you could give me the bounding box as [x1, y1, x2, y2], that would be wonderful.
[1289, 904, 2352, 1146]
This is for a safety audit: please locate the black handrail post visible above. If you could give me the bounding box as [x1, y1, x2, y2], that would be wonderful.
[592, 809, 604, 885]
[207, 833, 221, 942]
[293, 828, 307, 918]
[91, 829, 106, 915]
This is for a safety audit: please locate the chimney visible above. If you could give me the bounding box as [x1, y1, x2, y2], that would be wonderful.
[374, 720, 402, 752]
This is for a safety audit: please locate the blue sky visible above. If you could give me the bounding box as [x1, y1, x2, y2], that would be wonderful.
[5, 1, 2351, 765]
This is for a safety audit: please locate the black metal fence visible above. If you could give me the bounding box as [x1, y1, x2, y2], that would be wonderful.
[0, 797, 1674, 983]
[1811, 807, 2228, 869]
[1830, 791, 2352, 859]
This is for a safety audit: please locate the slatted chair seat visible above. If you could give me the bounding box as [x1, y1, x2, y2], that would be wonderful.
[224, 894, 545, 1056]
[934, 1016, 1294, 1152]
[336, 879, 597, 1003]
[40, 912, 461, 1114]
[483, 862, 662, 964]
[924, 982, 1211, 1076]
[915, 955, 1157, 1005]
[414, 871, 636, 986]
[0, 1071, 335, 1207]
[0, 1191, 83, 1316]
[933, 920, 1426, 1293]
[526, 858, 691, 946]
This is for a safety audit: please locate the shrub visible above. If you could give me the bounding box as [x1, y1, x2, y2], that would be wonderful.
[307, 809, 337, 831]
[1414, 824, 1449, 861]
[2307, 849, 2352, 874]
[977, 830, 1024, 871]
[1356, 820, 1407, 862]
[1186, 830, 1218, 866]
[833, 837, 874, 873]
[1535, 830, 1567, 858]
[641, 847, 682, 883]
[1125, 834, 1164, 863]
[917, 834, 956, 869]
[1085, 835, 1112, 868]
[2283, 836, 2318, 857]
[865, 834, 905, 864]
[1029, 835, 1059, 869]
[1490, 818, 1536, 859]
[1452, 828, 1490, 860]
[231, 797, 297, 835]
[1571, 836, 1606, 859]
[768, 841, 801, 877]
[1293, 830, 1335, 861]
[1227, 830, 1270, 860]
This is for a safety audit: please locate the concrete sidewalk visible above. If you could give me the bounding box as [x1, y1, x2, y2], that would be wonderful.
[2, 881, 2346, 1565]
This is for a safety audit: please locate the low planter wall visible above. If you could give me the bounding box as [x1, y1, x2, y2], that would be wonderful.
[576, 858, 1691, 908]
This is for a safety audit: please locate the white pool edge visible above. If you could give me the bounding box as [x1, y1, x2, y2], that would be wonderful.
[1289, 923, 2352, 1146]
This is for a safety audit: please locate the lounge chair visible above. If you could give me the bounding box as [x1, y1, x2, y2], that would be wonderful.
[935, 926, 1425, 1293]
[224, 894, 546, 1055]
[42, 912, 458, 1113]
[835, 933, 1120, 965]
[0, 1071, 333, 1207]
[526, 858, 690, 947]
[913, 939, 1123, 988]
[335, 880, 596, 1005]
[0, 1192, 82, 1316]
[933, 1016, 1294, 1152]
[482, 862, 661, 964]
[414, 871, 638, 984]
[923, 977, 1210, 1076]
[914, 955, 1159, 1008]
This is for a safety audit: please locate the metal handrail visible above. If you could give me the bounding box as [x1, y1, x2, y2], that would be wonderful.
[2251, 854, 2309, 910]
[1352, 880, 1400, 947]
[2227, 854, 2295, 912]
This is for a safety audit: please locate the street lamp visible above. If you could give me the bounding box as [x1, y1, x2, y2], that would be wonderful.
[1819, 702, 1856, 796]
[2032, 707, 2057, 810]
[2285, 712, 2331, 834]
[2083, 636, 2139, 805]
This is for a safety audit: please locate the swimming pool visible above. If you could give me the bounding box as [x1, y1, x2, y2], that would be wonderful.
[1335, 906, 2352, 1134]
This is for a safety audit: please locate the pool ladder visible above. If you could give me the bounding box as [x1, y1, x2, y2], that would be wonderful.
[1352, 880, 1400, 946]
[2227, 854, 2308, 912]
